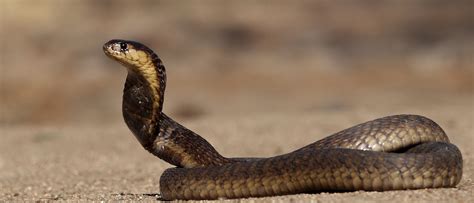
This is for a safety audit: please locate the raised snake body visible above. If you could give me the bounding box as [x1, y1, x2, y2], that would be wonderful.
[103, 39, 463, 200]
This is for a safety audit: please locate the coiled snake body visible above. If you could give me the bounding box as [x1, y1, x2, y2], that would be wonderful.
[103, 39, 463, 200]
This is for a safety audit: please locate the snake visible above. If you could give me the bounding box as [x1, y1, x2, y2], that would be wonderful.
[102, 39, 463, 200]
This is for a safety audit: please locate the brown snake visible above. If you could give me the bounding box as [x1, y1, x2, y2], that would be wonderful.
[103, 39, 463, 200]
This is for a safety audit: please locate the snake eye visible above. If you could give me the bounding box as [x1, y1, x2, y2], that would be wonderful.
[119, 42, 128, 51]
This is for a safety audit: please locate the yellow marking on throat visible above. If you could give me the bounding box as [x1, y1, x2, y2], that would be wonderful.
[125, 49, 161, 132]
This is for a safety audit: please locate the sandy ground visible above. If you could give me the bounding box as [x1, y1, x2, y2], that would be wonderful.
[1, 100, 473, 202]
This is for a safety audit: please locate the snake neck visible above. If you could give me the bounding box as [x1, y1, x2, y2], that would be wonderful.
[154, 113, 232, 168]
[121, 52, 229, 168]
[122, 72, 160, 151]
[121, 50, 165, 152]
[123, 73, 230, 168]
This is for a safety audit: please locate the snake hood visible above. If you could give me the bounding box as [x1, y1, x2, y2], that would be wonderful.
[104, 39, 166, 152]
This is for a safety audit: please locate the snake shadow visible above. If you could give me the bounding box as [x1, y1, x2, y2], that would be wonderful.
[112, 193, 162, 200]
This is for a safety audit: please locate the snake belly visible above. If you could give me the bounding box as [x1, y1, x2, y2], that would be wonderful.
[102, 39, 463, 200]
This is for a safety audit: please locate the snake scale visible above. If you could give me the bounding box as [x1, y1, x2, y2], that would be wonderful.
[103, 39, 463, 200]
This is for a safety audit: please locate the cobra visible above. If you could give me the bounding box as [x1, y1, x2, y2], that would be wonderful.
[103, 39, 463, 200]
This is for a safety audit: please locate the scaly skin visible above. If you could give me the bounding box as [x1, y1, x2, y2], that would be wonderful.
[103, 39, 463, 200]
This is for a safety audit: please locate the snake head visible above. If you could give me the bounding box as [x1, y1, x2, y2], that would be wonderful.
[103, 39, 156, 71]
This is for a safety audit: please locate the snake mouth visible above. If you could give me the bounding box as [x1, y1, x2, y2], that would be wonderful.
[103, 41, 120, 56]
[102, 43, 110, 54]
[103, 40, 129, 64]
[102, 43, 116, 58]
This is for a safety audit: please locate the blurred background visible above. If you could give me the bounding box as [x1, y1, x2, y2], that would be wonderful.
[2, 2, 473, 201]
[1, 0, 473, 126]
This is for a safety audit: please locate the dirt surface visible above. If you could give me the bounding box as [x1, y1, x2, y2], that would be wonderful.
[1, 106, 473, 202]
[1, 0, 473, 202]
